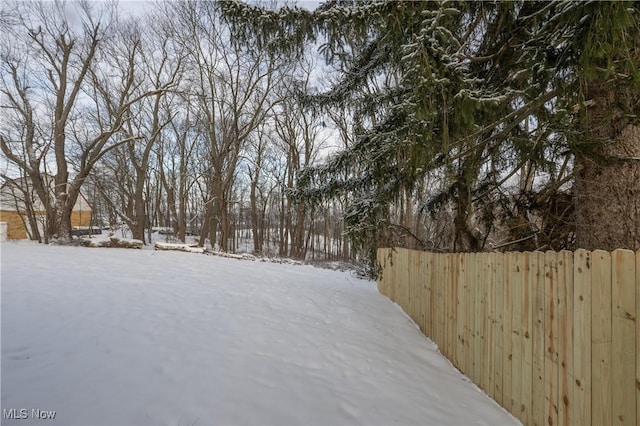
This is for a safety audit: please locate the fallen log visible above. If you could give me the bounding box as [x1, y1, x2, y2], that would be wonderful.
[154, 242, 205, 253]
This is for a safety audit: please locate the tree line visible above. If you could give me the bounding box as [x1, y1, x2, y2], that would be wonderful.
[1, 1, 639, 273]
[0, 1, 349, 261]
[222, 0, 640, 269]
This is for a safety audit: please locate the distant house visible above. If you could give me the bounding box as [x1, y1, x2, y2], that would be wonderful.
[0, 176, 92, 240]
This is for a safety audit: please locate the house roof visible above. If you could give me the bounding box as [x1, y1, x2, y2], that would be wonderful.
[0, 175, 92, 212]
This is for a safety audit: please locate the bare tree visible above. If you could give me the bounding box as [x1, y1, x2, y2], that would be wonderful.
[172, 1, 286, 251]
[0, 1, 160, 242]
[272, 73, 324, 259]
[158, 96, 202, 242]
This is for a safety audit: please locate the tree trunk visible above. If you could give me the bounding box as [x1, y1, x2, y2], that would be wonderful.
[250, 176, 262, 254]
[52, 197, 72, 242]
[453, 178, 480, 252]
[218, 198, 229, 252]
[291, 203, 306, 260]
[178, 165, 187, 242]
[573, 82, 640, 251]
[199, 199, 212, 248]
[132, 172, 147, 243]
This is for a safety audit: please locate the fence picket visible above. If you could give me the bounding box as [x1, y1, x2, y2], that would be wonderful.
[493, 252, 504, 406]
[544, 250, 559, 426]
[591, 250, 612, 426]
[571, 249, 591, 426]
[521, 252, 534, 425]
[503, 252, 514, 413]
[425, 252, 433, 335]
[456, 254, 467, 371]
[376, 248, 639, 426]
[465, 253, 474, 377]
[557, 250, 573, 426]
[485, 253, 495, 400]
[417, 251, 427, 334]
[402, 249, 410, 315]
[474, 254, 483, 388]
[435, 253, 444, 354]
[445, 254, 453, 361]
[451, 254, 458, 363]
[611, 249, 635, 426]
[377, 248, 386, 295]
[531, 251, 546, 426]
[512, 252, 524, 420]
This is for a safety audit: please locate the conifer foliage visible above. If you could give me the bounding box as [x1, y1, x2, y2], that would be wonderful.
[220, 0, 640, 271]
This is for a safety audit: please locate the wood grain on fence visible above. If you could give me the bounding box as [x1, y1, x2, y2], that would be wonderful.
[376, 248, 639, 426]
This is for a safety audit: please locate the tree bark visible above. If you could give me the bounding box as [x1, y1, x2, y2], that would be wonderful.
[573, 82, 640, 251]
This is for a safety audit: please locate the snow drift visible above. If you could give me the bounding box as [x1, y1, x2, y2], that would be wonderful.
[1, 242, 518, 425]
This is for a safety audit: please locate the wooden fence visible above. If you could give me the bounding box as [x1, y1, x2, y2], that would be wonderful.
[377, 248, 640, 426]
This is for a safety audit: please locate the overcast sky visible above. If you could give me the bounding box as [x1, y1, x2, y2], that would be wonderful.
[118, 0, 322, 18]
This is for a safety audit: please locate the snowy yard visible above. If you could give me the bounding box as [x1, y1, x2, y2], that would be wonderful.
[1, 243, 518, 426]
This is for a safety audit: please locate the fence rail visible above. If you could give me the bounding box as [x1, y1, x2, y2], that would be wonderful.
[377, 248, 640, 426]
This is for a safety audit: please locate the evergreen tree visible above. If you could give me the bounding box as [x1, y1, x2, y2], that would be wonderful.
[220, 0, 640, 272]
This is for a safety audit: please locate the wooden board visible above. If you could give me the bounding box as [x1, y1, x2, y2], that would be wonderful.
[531, 252, 546, 426]
[474, 254, 483, 387]
[388, 248, 396, 301]
[425, 252, 434, 336]
[611, 249, 635, 426]
[544, 250, 559, 426]
[435, 253, 444, 352]
[591, 250, 612, 426]
[415, 250, 425, 330]
[456, 254, 467, 372]
[557, 250, 573, 426]
[493, 252, 504, 406]
[401, 249, 410, 312]
[406, 250, 415, 322]
[376, 248, 385, 295]
[509, 252, 522, 420]
[444, 254, 453, 361]
[465, 253, 475, 378]
[418, 252, 427, 334]
[485, 253, 495, 400]
[450, 254, 461, 368]
[520, 251, 534, 426]
[374, 247, 640, 426]
[571, 249, 591, 426]
[467, 253, 477, 382]
[503, 252, 514, 413]
[479, 254, 489, 392]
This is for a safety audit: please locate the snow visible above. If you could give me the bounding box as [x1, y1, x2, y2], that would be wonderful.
[1, 242, 519, 426]
[154, 242, 207, 254]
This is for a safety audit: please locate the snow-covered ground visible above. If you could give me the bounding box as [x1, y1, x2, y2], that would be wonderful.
[1, 242, 518, 426]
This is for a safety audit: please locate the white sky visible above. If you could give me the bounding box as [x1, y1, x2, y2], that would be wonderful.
[118, 0, 323, 18]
